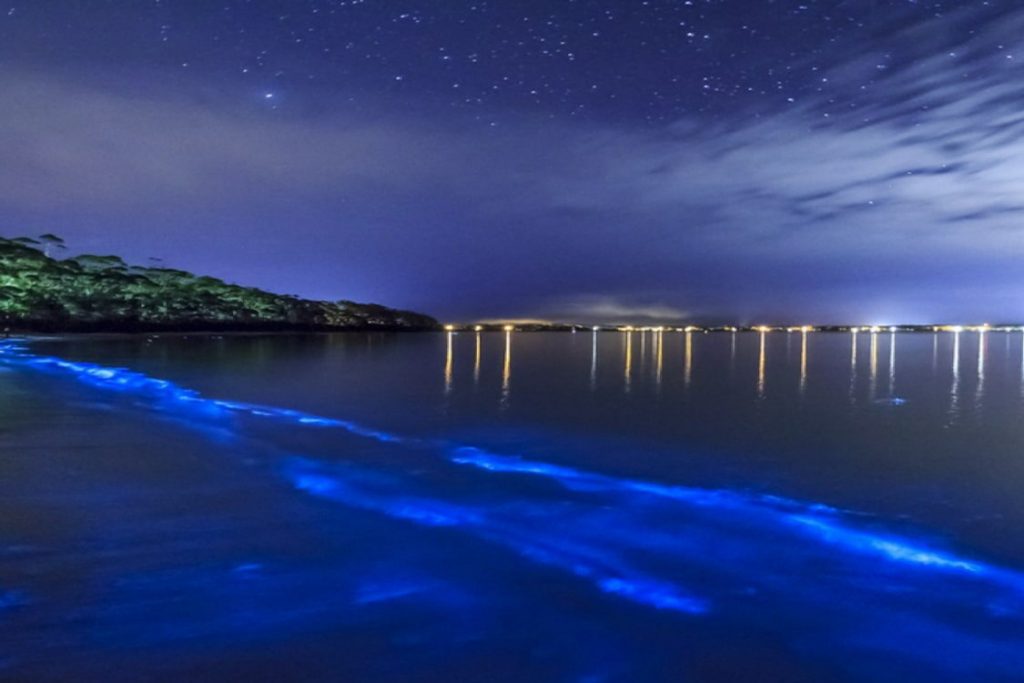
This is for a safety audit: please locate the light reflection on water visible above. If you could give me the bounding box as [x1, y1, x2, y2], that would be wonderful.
[500, 330, 511, 411]
[975, 329, 986, 413]
[729, 329, 737, 379]
[474, 331, 481, 386]
[849, 329, 858, 404]
[799, 330, 808, 397]
[444, 330, 454, 395]
[623, 329, 632, 392]
[756, 330, 766, 398]
[590, 329, 597, 391]
[950, 330, 961, 421]
[434, 329, 1024, 439]
[888, 331, 896, 397]
[684, 330, 693, 389]
[869, 331, 878, 400]
[654, 330, 663, 389]
[445, 329, 1021, 418]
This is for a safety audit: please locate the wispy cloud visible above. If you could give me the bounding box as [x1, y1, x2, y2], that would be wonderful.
[538, 295, 691, 325]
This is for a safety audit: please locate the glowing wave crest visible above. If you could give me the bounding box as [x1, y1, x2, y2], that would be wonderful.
[4, 341, 1023, 611]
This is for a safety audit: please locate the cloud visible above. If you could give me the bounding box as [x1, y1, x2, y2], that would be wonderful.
[0, 69, 473, 208]
[538, 295, 691, 325]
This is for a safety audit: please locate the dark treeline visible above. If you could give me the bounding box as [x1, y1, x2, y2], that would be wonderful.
[0, 235, 438, 332]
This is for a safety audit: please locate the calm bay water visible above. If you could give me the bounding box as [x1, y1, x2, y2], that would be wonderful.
[2, 330, 1024, 681]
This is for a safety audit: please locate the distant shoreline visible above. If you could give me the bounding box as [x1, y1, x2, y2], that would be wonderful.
[438, 324, 1021, 333]
[6, 324, 1018, 339]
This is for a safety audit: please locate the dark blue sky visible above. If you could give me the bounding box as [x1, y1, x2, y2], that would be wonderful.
[3, 1, 1024, 323]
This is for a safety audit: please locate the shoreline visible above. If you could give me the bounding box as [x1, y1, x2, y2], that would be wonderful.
[6, 325, 1016, 343]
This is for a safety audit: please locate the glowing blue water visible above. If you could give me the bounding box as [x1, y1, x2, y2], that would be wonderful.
[3, 335, 1024, 681]
[3, 341, 1011, 585]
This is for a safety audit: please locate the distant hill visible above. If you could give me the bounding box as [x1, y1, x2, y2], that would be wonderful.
[0, 235, 438, 332]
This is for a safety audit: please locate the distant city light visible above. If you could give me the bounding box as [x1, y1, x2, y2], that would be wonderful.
[438, 322, 1024, 335]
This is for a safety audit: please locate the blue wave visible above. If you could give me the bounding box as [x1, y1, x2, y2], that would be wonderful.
[3, 340, 1023, 618]
[446, 447, 1004, 582]
[0, 342, 405, 443]
[284, 457, 709, 614]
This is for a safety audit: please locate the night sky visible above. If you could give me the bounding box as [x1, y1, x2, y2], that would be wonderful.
[3, 1, 1024, 324]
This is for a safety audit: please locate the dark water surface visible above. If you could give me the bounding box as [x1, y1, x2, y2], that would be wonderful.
[2, 330, 1024, 681]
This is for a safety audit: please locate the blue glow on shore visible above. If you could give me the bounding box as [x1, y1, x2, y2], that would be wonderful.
[787, 515, 985, 574]
[4, 340, 1023, 618]
[449, 446, 836, 514]
[291, 470, 472, 528]
[0, 342, 406, 443]
[0, 590, 27, 611]
[447, 448, 1018, 583]
[284, 458, 709, 615]
[874, 397, 908, 406]
[353, 580, 435, 606]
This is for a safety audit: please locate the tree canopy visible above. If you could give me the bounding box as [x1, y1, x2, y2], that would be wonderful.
[0, 235, 437, 332]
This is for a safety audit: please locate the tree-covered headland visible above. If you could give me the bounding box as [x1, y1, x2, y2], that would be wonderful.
[0, 235, 438, 332]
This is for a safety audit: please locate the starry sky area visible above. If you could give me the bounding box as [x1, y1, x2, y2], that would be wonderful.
[3, 1, 1024, 323]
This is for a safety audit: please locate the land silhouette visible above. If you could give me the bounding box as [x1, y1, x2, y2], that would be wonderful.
[0, 235, 437, 332]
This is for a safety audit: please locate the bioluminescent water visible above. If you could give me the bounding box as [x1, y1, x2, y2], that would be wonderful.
[2, 332, 1024, 681]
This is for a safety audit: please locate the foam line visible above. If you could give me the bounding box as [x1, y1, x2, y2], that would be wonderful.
[0, 342, 406, 444]
[449, 446, 838, 513]
[284, 458, 709, 614]
[446, 447, 1016, 583]
[786, 515, 985, 574]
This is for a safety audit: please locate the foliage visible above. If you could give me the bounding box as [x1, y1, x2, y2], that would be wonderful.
[0, 235, 437, 332]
